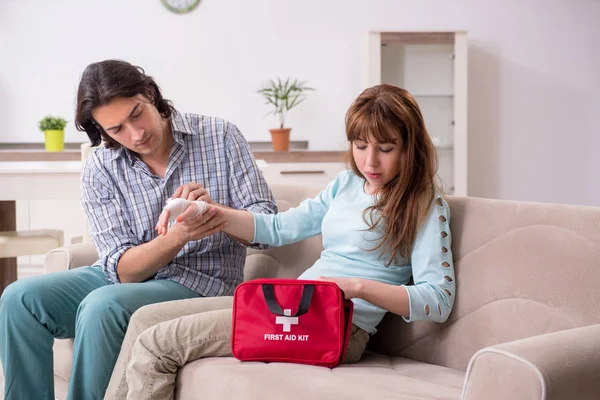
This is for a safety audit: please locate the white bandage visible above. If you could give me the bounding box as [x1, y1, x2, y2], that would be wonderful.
[163, 198, 208, 221]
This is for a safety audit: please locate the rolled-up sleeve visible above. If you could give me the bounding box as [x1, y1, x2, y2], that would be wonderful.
[402, 195, 456, 323]
[225, 123, 277, 248]
[81, 155, 141, 283]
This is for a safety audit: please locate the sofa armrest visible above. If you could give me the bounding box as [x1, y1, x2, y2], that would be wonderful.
[43, 243, 99, 274]
[462, 324, 600, 400]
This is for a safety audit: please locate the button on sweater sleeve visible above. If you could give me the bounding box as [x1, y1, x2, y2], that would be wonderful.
[402, 196, 456, 323]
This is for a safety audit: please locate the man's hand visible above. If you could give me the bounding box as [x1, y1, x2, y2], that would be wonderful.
[157, 204, 227, 245]
[172, 182, 214, 204]
[316, 276, 364, 299]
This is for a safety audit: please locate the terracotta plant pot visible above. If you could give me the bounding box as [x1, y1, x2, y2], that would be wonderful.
[269, 128, 291, 151]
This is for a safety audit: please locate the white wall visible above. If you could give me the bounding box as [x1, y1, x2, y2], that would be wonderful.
[1, 0, 598, 205]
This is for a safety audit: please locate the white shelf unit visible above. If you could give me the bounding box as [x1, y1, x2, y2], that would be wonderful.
[362, 31, 468, 196]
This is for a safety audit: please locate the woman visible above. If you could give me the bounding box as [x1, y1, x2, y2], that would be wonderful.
[122, 84, 456, 399]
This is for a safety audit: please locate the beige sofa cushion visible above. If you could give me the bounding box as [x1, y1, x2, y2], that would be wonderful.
[175, 354, 465, 400]
[53, 338, 73, 383]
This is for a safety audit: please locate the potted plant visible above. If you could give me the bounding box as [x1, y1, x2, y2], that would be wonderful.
[257, 78, 314, 151]
[38, 115, 67, 152]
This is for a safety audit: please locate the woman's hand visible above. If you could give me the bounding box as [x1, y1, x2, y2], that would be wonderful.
[318, 277, 410, 317]
[316, 276, 364, 299]
[155, 199, 207, 235]
[155, 208, 171, 236]
[156, 204, 227, 245]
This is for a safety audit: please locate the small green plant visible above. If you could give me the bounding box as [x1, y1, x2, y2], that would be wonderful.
[39, 115, 67, 131]
[257, 78, 314, 129]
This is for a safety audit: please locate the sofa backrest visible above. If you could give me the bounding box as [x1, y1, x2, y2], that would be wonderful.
[368, 196, 600, 371]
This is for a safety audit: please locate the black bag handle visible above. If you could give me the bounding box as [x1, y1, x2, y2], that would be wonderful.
[261, 284, 315, 317]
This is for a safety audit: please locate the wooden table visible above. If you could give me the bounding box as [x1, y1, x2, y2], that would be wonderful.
[0, 161, 83, 294]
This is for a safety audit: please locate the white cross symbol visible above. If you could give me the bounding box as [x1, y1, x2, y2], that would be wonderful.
[275, 309, 298, 332]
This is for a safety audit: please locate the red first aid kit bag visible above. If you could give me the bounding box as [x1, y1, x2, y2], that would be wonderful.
[231, 279, 354, 368]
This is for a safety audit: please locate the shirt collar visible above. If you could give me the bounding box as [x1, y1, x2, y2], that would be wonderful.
[109, 145, 125, 161]
[170, 110, 191, 146]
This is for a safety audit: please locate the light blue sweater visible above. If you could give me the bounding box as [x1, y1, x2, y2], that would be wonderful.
[252, 170, 456, 334]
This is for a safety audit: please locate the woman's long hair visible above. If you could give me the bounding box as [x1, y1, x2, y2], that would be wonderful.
[75, 59, 175, 149]
[346, 84, 441, 266]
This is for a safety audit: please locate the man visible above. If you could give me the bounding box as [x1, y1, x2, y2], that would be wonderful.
[0, 59, 276, 399]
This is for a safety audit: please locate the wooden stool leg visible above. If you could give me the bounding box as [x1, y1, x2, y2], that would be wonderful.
[0, 201, 18, 296]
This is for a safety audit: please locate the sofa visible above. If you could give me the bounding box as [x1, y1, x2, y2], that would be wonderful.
[2, 183, 600, 399]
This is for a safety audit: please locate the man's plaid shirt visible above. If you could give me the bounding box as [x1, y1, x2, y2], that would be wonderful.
[81, 111, 276, 296]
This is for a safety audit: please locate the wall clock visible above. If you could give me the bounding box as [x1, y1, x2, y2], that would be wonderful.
[161, 0, 201, 14]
